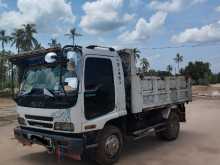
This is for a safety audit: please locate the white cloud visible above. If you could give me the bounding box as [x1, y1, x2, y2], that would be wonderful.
[118, 11, 167, 43]
[118, 0, 207, 44]
[149, 0, 207, 13]
[215, 5, 220, 12]
[149, 0, 183, 12]
[0, 0, 75, 35]
[80, 0, 134, 34]
[171, 21, 220, 43]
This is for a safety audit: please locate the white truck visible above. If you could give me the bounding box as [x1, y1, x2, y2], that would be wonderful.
[10, 45, 192, 165]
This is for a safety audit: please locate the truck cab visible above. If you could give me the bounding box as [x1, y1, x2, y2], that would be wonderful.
[10, 45, 192, 165]
[12, 45, 126, 132]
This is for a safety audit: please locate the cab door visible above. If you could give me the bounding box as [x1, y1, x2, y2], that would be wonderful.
[82, 56, 119, 131]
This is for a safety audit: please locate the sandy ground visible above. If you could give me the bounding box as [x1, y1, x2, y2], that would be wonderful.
[0, 98, 16, 127]
[193, 84, 220, 97]
[0, 97, 219, 165]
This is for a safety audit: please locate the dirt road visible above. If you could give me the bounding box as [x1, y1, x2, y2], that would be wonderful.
[0, 98, 220, 165]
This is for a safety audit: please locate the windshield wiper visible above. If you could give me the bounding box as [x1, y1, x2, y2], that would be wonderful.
[43, 88, 54, 97]
[19, 89, 32, 96]
[19, 88, 53, 97]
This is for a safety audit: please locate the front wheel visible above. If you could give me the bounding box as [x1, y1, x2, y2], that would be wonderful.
[95, 126, 123, 165]
[156, 110, 180, 141]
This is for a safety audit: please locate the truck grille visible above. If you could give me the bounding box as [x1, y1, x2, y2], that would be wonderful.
[25, 115, 54, 129]
[28, 121, 53, 129]
[25, 115, 53, 122]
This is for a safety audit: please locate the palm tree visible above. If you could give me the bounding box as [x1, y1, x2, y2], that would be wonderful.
[167, 65, 173, 74]
[0, 30, 11, 53]
[140, 57, 150, 73]
[11, 28, 25, 53]
[133, 48, 141, 59]
[48, 38, 61, 48]
[34, 43, 44, 50]
[22, 24, 38, 51]
[0, 30, 11, 89]
[174, 53, 183, 72]
[65, 28, 82, 45]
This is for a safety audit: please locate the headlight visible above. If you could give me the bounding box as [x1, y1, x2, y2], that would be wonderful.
[54, 122, 74, 132]
[17, 117, 26, 125]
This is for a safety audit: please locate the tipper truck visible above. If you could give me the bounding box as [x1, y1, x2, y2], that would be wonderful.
[10, 45, 192, 165]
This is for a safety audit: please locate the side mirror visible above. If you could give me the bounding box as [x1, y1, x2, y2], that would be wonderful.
[64, 77, 78, 92]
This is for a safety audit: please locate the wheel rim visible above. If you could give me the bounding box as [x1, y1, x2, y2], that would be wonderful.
[104, 134, 120, 158]
[169, 116, 179, 135]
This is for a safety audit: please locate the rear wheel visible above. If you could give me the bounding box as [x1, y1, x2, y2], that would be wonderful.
[95, 126, 123, 165]
[156, 110, 180, 141]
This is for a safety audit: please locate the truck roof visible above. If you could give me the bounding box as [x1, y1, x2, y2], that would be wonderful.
[8, 45, 128, 66]
[82, 45, 119, 57]
[9, 47, 61, 65]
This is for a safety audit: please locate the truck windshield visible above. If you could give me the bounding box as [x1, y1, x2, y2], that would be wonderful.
[15, 49, 82, 109]
[21, 65, 65, 95]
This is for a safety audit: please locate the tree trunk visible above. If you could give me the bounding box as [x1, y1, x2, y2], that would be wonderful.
[11, 64, 14, 97]
[178, 62, 180, 73]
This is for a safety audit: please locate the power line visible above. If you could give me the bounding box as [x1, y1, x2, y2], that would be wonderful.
[139, 41, 220, 50]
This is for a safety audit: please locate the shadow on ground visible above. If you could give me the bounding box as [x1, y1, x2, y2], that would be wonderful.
[18, 130, 206, 165]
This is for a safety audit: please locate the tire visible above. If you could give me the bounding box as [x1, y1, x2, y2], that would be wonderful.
[95, 126, 123, 165]
[156, 110, 180, 141]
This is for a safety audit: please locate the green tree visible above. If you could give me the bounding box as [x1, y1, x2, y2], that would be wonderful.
[65, 28, 82, 45]
[48, 38, 61, 48]
[0, 30, 11, 89]
[11, 24, 39, 93]
[140, 57, 150, 73]
[11, 28, 25, 53]
[217, 73, 220, 83]
[183, 61, 212, 85]
[22, 24, 38, 51]
[174, 53, 183, 73]
[34, 43, 44, 50]
[0, 30, 11, 52]
[166, 65, 173, 74]
[11, 24, 39, 52]
[133, 48, 141, 59]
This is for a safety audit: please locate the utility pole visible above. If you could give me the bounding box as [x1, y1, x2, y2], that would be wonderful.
[65, 28, 82, 46]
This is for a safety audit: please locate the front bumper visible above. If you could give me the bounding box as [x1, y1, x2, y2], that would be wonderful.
[14, 126, 84, 158]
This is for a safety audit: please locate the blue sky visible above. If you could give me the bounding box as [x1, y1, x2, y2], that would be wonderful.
[0, 0, 220, 73]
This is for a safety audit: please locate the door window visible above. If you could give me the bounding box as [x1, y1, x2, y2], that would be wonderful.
[84, 57, 115, 119]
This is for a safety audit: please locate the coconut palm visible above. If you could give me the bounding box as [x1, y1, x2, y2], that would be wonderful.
[0, 30, 11, 89]
[140, 57, 150, 73]
[167, 65, 173, 74]
[133, 48, 141, 59]
[174, 53, 183, 72]
[34, 43, 44, 50]
[0, 30, 11, 52]
[48, 38, 61, 48]
[22, 24, 38, 51]
[11, 28, 25, 53]
[65, 28, 82, 45]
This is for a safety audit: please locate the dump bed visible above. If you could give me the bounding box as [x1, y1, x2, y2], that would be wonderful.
[118, 49, 192, 114]
[141, 76, 191, 109]
[130, 75, 192, 114]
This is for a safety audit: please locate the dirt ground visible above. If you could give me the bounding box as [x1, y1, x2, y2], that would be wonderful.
[0, 98, 16, 127]
[0, 97, 15, 108]
[192, 84, 220, 97]
[0, 93, 220, 164]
